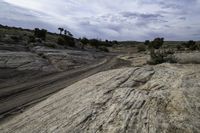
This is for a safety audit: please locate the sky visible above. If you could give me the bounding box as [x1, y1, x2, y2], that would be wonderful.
[0, 0, 200, 41]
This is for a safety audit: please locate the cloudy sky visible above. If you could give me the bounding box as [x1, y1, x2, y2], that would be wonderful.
[0, 0, 200, 41]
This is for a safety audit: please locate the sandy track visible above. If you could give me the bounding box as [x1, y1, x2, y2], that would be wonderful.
[0, 55, 122, 120]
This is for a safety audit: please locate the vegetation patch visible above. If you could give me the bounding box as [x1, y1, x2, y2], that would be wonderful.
[148, 49, 177, 65]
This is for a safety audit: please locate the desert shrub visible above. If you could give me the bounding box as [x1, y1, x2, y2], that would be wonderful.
[10, 35, 22, 43]
[148, 49, 176, 65]
[28, 35, 36, 43]
[137, 44, 146, 52]
[104, 40, 113, 47]
[57, 37, 65, 45]
[183, 40, 195, 48]
[45, 42, 57, 48]
[112, 40, 118, 44]
[64, 36, 75, 47]
[176, 44, 183, 51]
[99, 46, 109, 52]
[148, 37, 164, 49]
[144, 40, 150, 45]
[182, 40, 200, 50]
[57, 36, 75, 47]
[89, 39, 112, 48]
[34, 28, 47, 41]
[80, 37, 89, 45]
[80, 37, 89, 49]
[89, 39, 100, 48]
[2, 35, 19, 43]
[189, 44, 198, 50]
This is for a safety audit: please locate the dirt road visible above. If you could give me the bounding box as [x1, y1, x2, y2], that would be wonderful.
[0, 54, 129, 120]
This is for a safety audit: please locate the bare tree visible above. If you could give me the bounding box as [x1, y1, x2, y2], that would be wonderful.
[58, 27, 64, 35]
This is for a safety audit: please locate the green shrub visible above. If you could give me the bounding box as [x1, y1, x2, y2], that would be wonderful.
[57, 36, 75, 47]
[10, 35, 22, 43]
[89, 39, 112, 48]
[99, 46, 109, 52]
[57, 37, 65, 45]
[112, 40, 118, 44]
[28, 35, 36, 43]
[89, 39, 100, 48]
[64, 36, 75, 47]
[34, 28, 47, 41]
[182, 40, 200, 50]
[45, 42, 57, 48]
[80, 37, 89, 45]
[144, 40, 150, 45]
[148, 49, 176, 65]
[148, 38, 164, 49]
[176, 44, 183, 51]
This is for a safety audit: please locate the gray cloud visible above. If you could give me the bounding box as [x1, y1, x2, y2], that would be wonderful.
[1, 0, 200, 41]
[0, 1, 56, 31]
[121, 12, 163, 19]
[179, 17, 186, 20]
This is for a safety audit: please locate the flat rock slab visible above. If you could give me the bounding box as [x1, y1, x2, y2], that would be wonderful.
[0, 64, 200, 133]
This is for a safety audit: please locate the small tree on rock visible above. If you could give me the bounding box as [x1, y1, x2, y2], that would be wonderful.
[58, 28, 64, 35]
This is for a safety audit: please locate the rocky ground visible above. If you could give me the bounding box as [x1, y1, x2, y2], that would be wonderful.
[0, 63, 199, 133]
[0, 41, 113, 116]
[0, 38, 200, 133]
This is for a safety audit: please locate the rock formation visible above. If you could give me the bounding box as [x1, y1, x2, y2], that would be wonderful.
[1, 64, 200, 133]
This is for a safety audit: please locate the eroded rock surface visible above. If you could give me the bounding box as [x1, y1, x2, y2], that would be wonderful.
[0, 64, 200, 133]
[0, 46, 103, 72]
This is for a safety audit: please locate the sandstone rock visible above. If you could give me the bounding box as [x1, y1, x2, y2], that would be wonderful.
[1, 64, 199, 133]
[0, 51, 47, 70]
[0, 46, 100, 72]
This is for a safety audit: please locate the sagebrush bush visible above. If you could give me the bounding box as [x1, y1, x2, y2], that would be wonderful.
[57, 37, 65, 45]
[10, 35, 22, 43]
[148, 49, 177, 65]
[148, 38, 164, 49]
[144, 40, 150, 45]
[28, 35, 36, 43]
[182, 40, 200, 51]
[57, 36, 75, 47]
[34, 28, 47, 41]
[99, 46, 109, 52]
[45, 42, 57, 48]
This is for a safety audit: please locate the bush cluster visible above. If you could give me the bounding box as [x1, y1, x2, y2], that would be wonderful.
[146, 37, 177, 65]
[148, 38, 164, 49]
[148, 49, 176, 65]
[10, 35, 22, 43]
[34, 28, 47, 41]
[99, 46, 109, 52]
[57, 35, 75, 47]
[182, 40, 200, 50]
